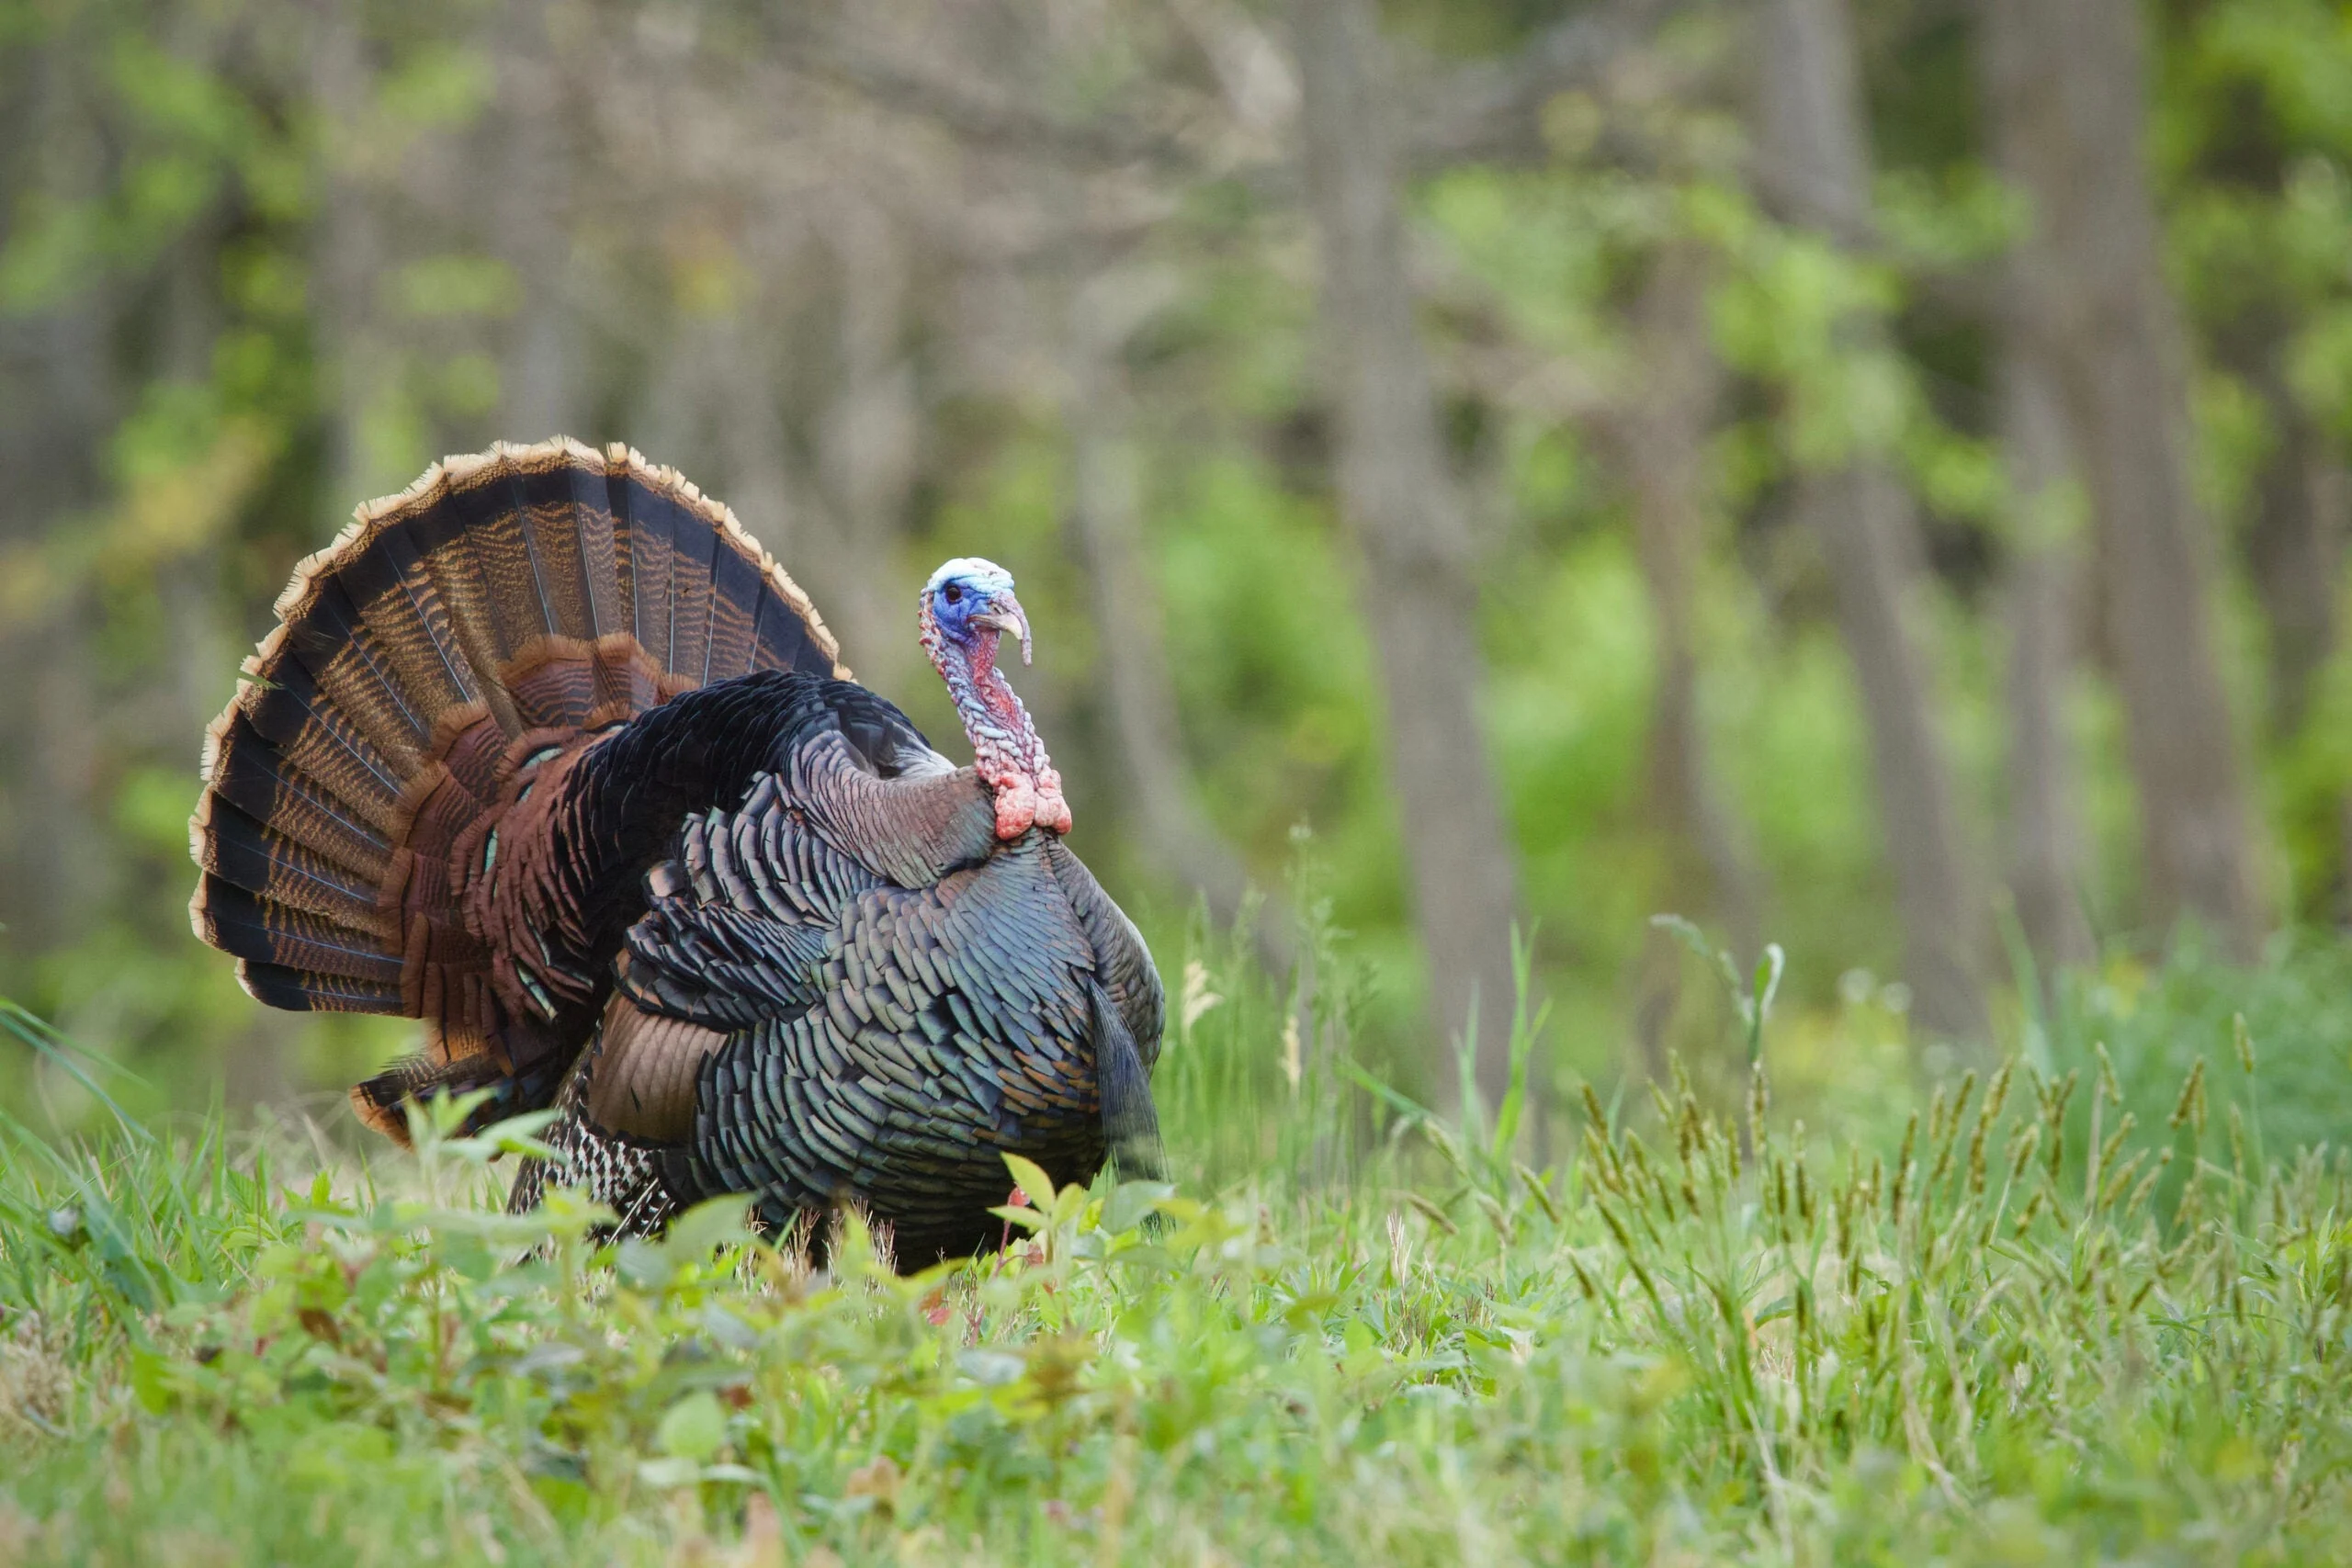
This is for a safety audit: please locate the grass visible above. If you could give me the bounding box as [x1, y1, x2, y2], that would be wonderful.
[3, 935, 2351, 1565]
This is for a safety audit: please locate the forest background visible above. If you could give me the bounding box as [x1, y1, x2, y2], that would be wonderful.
[6, 0, 2352, 1152]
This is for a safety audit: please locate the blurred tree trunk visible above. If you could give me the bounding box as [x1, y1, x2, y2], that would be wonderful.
[1065, 267, 1289, 971]
[309, 7, 390, 507]
[2242, 364, 2343, 742]
[1979, 11, 2098, 987]
[710, 325, 796, 577]
[809, 204, 920, 690]
[0, 43, 116, 958]
[1994, 343, 2098, 982]
[155, 221, 237, 738]
[1752, 0, 1991, 1046]
[635, 311, 733, 492]
[1614, 245, 1762, 1077]
[631, 214, 909, 684]
[1623, 246, 1760, 956]
[491, 0, 582, 442]
[2236, 359, 2348, 919]
[1981, 0, 2263, 957]
[1291, 0, 1524, 1110]
[668, 299, 869, 661]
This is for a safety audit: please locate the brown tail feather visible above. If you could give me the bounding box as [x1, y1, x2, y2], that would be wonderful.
[189, 437, 848, 1131]
[350, 1048, 540, 1148]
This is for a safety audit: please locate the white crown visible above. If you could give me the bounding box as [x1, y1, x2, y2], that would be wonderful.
[923, 557, 1015, 596]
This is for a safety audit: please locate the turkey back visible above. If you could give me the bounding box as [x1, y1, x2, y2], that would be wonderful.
[188, 438, 845, 1140]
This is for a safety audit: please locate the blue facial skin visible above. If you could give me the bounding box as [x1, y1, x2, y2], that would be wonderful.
[931, 579, 982, 642]
[922, 558, 1025, 659]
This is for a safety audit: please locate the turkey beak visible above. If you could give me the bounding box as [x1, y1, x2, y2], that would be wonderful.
[974, 597, 1034, 667]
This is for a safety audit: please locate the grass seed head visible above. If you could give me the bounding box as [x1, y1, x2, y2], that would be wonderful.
[2013, 1187, 2048, 1235]
[1514, 1162, 1563, 1225]
[1578, 1081, 1610, 1139]
[2006, 1123, 2041, 1187]
[2169, 1058, 2208, 1133]
[1566, 1249, 1601, 1303]
[2125, 1148, 2174, 1216]
[2045, 1072, 2077, 1179]
[1980, 1061, 2014, 1132]
[1889, 1113, 1917, 1224]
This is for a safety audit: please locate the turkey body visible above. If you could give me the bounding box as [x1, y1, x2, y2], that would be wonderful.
[508, 670, 1163, 1262]
[187, 439, 1161, 1267]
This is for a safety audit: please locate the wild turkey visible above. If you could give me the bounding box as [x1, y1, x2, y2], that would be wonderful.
[188, 438, 1163, 1264]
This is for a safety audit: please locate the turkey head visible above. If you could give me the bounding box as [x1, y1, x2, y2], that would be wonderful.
[917, 558, 1071, 840]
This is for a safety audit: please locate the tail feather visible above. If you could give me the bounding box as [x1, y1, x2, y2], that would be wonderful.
[335, 525, 488, 722]
[533, 457, 626, 641]
[193, 875, 407, 983]
[189, 437, 850, 1136]
[752, 582, 823, 675]
[433, 468, 558, 661]
[193, 793, 396, 936]
[396, 488, 530, 737]
[243, 961, 407, 1015]
[280, 574, 439, 767]
[706, 536, 769, 683]
[201, 724, 393, 882]
[656, 484, 723, 686]
[608, 465, 673, 664]
[351, 1048, 545, 1147]
[567, 463, 629, 639]
[220, 651, 407, 828]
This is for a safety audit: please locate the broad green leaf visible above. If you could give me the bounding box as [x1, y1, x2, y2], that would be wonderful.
[663, 1197, 754, 1263]
[637, 1457, 701, 1490]
[657, 1391, 727, 1463]
[1099, 1179, 1174, 1237]
[1001, 1154, 1056, 1213]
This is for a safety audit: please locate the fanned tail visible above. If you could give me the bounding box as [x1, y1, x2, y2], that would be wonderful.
[188, 438, 847, 1144]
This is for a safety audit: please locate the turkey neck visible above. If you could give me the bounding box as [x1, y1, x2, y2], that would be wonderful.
[920, 606, 1057, 807]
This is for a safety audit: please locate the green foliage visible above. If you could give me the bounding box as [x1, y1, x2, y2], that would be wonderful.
[6, 1000, 2351, 1563]
[2042, 934, 2352, 1184]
